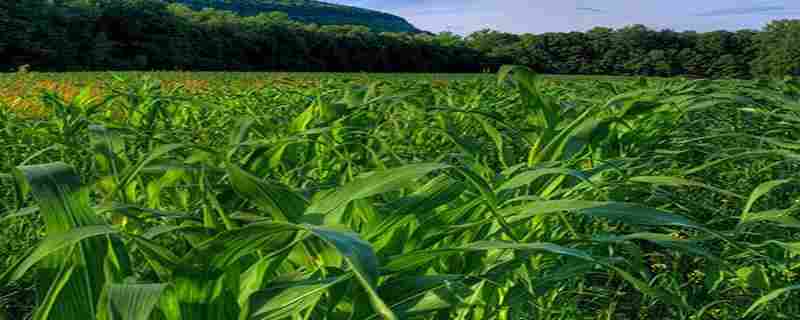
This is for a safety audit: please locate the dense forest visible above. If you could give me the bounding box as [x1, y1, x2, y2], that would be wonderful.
[2, 0, 800, 77]
[166, 0, 420, 33]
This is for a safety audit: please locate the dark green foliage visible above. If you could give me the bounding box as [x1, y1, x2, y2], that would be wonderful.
[751, 20, 800, 77]
[472, 26, 763, 78]
[166, 0, 420, 33]
[0, 0, 479, 72]
[2, 1, 800, 77]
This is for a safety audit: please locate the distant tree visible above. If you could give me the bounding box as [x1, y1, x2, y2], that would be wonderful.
[752, 20, 800, 77]
[89, 32, 114, 68]
[600, 49, 627, 75]
[647, 49, 673, 76]
[1, 0, 51, 67]
[0, 2, 9, 58]
[585, 27, 614, 74]
[677, 48, 704, 77]
[432, 32, 462, 47]
[709, 54, 746, 78]
[465, 29, 519, 61]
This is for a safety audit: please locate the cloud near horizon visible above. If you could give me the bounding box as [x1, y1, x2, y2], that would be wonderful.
[329, 0, 800, 34]
[695, 5, 792, 17]
[576, 7, 607, 14]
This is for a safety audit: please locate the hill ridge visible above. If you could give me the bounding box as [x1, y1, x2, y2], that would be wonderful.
[166, 0, 421, 33]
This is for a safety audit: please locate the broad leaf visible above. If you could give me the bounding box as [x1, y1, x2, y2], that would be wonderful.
[498, 168, 592, 192]
[107, 283, 167, 320]
[248, 276, 348, 320]
[744, 284, 800, 317]
[227, 164, 307, 222]
[384, 241, 593, 272]
[742, 179, 792, 216]
[5, 225, 119, 282]
[630, 176, 744, 200]
[306, 163, 450, 215]
[12, 163, 119, 320]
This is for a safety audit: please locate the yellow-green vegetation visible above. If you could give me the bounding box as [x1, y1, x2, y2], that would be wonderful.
[1, 68, 800, 320]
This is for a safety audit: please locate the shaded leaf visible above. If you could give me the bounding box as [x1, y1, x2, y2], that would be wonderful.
[744, 284, 800, 317]
[227, 164, 307, 222]
[107, 283, 167, 320]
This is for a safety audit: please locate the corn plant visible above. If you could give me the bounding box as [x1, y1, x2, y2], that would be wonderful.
[2, 68, 800, 320]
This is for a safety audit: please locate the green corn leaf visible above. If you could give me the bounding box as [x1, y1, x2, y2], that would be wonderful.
[180, 221, 396, 319]
[12, 163, 118, 320]
[384, 241, 593, 273]
[290, 104, 315, 133]
[685, 150, 800, 175]
[456, 165, 521, 241]
[13, 163, 100, 231]
[580, 202, 701, 228]
[502, 200, 700, 228]
[307, 225, 398, 320]
[181, 222, 299, 271]
[498, 66, 554, 129]
[505, 283, 536, 320]
[306, 163, 450, 215]
[740, 209, 800, 228]
[146, 168, 186, 209]
[742, 179, 792, 216]
[5, 225, 119, 282]
[379, 175, 466, 219]
[501, 199, 603, 219]
[593, 232, 720, 262]
[743, 284, 800, 317]
[629, 176, 745, 200]
[368, 176, 465, 247]
[475, 116, 507, 168]
[607, 265, 690, 311]
[498, 168, 592, 192]
[376, 275, 468, 303]
[127, 235, 181, 279]
[162, 272, 240, 320]
[752, 240, 800, 254]
[531, 103, 600, 164]
[248, 276, 350, 320]
[230, 118, 256, 148]
[227, 163, 307, 222]
[19, 145, 63, 167]
[619, 99, 663, 119]
[0, 206, 39, 224]
[114, 144, 186, 201]
[239, 252, 292, 308]
[31, 264, 76, 320]
[736, 266, 770, 291]
[389, 284, 475, 319]
[690, 301, 728, 320]
[89, 124, 125, 179]
[107, 283, 167, 320]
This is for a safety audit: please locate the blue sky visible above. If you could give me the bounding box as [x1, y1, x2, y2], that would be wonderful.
[329, 0, 800, 34]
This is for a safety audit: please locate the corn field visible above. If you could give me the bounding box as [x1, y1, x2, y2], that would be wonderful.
[1, 67, 799, 320]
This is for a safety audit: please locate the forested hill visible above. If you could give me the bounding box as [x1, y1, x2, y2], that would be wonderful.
[166, 0, 420, 33]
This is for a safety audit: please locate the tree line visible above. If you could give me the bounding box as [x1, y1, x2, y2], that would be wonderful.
[165, 0, 421, 33]
[2, 0, 799, 77]
[469, 21, 800, 78]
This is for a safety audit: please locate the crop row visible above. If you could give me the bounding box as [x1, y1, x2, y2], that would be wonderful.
[1, 68, 799, 319]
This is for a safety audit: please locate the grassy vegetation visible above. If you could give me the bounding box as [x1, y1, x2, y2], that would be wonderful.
[1, 68, 799, 320]
[0, 71, 492, 86]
